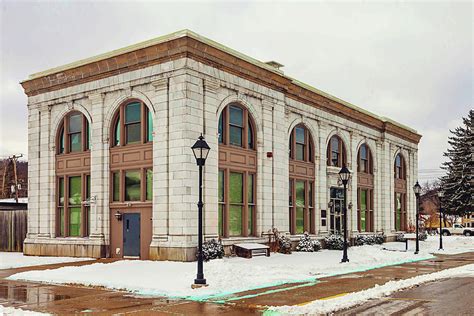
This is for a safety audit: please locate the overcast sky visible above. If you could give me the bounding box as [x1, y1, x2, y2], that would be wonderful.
[1, 0, 472, 182]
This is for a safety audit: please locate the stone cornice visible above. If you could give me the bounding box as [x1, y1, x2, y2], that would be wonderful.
[20, 32, 421, 144]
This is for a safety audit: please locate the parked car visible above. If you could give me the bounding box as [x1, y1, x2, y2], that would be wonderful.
[439, 224, 472, 236]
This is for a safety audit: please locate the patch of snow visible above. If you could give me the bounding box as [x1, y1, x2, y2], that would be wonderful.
[383, 235, 474, 255]
[0, 252, 93, 270]
[6, 236, 473, 299]
[269, 263, 474, 315]
[0, 305, 49, 315]
[234, 243, 269, 249]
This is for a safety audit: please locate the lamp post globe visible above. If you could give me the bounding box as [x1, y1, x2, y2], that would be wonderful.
[437, 190, 444, 250]
[338, 165, 351, 263]
[191, 134, 210, 286]
[413, 181, 421, 254]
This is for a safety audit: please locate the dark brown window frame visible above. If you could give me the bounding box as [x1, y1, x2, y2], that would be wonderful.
[327, 135, 347, 167]
[394, 153, 406, 179]
[110, 168, 152, 203]
[357, 143, 373, 174]
[56, 111, 90, 155]
[218, 168, 257, 237]
[289, 179, 315, 234]
[289, 124, 316, 234]
[394, 192, 407, 231]
[218, 103, 257, 238]
[289, 124, 314, 162]
[357, 187, 374, 232]
[218, 103, 255, 150]
[56, 172, 90, 237]
[111, 99, 153, 148]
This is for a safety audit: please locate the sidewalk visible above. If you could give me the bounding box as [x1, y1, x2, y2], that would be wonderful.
[1, 252, 473, 315]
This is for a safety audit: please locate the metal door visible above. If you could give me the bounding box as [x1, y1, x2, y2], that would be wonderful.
[123, 213, 140, 257]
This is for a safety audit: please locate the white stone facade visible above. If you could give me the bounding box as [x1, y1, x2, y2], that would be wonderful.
[23, 34, 419, 260]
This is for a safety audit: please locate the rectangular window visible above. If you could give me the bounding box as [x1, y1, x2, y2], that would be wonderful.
[69, 207, 81, 237]
[58, 177, 64, 236]
[125, 171, 141, 201]
[248, 174, 254, 235]
[218, 170, 224, 236]
[112, 172, 120, 202]
[69, 133, 82, 152]
[125, 102, 141, 144]
[69, 114, 82, 152]
[295, 180, 305, 234]
[396, 193, 402, 231]
[331, 138, 339, 166]
[229, 106, 243, 147]
[229, 172, 243, 236]
[68, 176, 82, 205]
[146, 169, 153, 201]
[295, 127, 305, 161]
[360, 189, 367, 232]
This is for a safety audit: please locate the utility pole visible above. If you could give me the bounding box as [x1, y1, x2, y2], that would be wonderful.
[1, 154, 23, 202]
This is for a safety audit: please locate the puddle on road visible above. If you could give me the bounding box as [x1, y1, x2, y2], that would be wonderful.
[0, 282, 71, 306]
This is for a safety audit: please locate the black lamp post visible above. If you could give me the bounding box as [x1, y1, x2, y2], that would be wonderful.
[191, 134, 210, 286]
[338, 165, 351, 263]
[437, 190, 444, 250]
[413, 181, 422, 255]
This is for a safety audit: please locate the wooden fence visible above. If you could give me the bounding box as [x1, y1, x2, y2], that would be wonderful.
[0, 209, 27, 252]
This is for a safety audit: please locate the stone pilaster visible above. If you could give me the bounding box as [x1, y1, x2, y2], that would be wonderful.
[89, 93, 107, 242]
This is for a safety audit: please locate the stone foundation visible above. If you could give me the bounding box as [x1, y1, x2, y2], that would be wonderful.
[23, 237, 107, 258]
[149, 246, 197, 262]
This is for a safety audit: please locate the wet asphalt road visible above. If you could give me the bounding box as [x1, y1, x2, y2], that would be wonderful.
[339, 276, 474, 316]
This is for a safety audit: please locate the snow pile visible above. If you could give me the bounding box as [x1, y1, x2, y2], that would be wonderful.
[8, 245, 434, 299]
[0, 252, 93, 270]
[269, 263, 474, 315]
[0, 305, 49, 315]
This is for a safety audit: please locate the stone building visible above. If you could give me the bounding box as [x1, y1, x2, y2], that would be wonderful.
[21, 30, 421, 261]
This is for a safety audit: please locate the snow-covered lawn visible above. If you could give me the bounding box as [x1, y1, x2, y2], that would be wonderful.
[0, 305, 49, 315]
[269, 263, 474, 315]
[0, 252, 93, 270]
[6, 236, 473, 300]
[383, 235, 474, 255]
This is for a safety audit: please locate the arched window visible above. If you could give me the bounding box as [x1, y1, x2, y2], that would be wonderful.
[327, 135, 346, 167]
[289, 125, 315, 234]
[57, 112, 90, 154]
[56, 112, 90, 237]
[394, 153, 407, 231]
[357, 144, 373, 174]
[111, 100, 153, 147]
[218, 103, 256, 237]
[357, 143, 374, 232]
[218, 104, 254, 149]
[394, 154, 405, 179]
[289, 125, 313, 162]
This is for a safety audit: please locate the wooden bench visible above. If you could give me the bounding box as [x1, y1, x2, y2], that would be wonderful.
[234, 243, 270, 259]
[399, 234, 417, 251]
